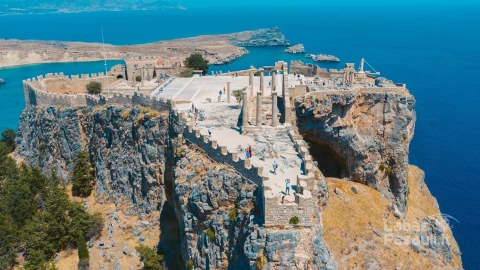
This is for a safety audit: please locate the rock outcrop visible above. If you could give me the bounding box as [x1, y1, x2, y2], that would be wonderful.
[229, 27, 290, 47]
[172, 142, 335, 269]
[322, 166, 462, 269]
[15, 105, 170, 215]
[285, 44, 306, 54]
[306, 54, 340, 63]
[295, 90, 416, 211]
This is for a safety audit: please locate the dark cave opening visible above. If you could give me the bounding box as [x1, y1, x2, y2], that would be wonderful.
[304, 137, 350, 179]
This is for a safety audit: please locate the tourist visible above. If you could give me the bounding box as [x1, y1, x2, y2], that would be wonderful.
[281, 196, 292, 204]
[219, 90, 222, 96]
[208, 127, 212, 137]
[285, 179, 291, 195]
[272, 160, 278, 175]
[223, 87, 226, 94]
[191, 103, 195, 112]
[269, 80, 271, 87]
[248, 146, 252, 158]
[246, 149, 250, 159]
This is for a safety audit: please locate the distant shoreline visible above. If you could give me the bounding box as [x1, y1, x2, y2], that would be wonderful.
[0, 28, 289, 69]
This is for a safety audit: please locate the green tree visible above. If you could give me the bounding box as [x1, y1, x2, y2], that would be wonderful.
[136, 245, 164, 270]
[136, 75, 142, 82]
[77, 234, 89, 270]
[1, 129, 16, 152]
[232, 87, 246, 104]
[86, 81, 102, 94]
[71, 151, 94, 198]
[184, 53, 209, 75]
[178, 69, 194, 78]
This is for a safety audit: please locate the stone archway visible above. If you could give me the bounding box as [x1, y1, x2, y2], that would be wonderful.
[116, 75, 124, 79]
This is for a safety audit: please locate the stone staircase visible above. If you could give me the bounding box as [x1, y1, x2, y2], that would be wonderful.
[173, 109, 317, 228]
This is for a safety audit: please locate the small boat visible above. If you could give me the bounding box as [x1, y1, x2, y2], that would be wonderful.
[0, 79, 5, 84]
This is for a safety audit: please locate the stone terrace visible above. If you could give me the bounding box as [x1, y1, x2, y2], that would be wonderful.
[174, 63, 318, 227]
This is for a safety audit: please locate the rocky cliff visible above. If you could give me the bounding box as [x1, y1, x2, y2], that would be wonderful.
[171, 141, 335, 269]
[16, 105, 170, 215]
[295, 89, 416, 212]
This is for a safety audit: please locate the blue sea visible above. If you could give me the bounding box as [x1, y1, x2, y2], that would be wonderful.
[1, 5, 479, 268]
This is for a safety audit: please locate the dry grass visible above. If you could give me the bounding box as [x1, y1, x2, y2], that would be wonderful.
[321, 165, 462, 269]
[56, 185, 159, 270]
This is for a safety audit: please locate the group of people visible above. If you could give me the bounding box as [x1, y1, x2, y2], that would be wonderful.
[245, 145, 253, 159]
[191, 103, 206, 122]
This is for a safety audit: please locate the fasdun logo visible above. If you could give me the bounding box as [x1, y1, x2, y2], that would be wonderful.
[383, 213, 459, 247]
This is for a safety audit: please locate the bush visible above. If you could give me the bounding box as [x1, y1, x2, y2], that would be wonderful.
[1, 129, 16, 152]
[86, 81, 102, 94]
[186, 259, 194, 270]
[378, 164, 385, 172]
[121, 109, 130, 120]
[135, 245, 164, 270]
[71, 151, 94, 198]
[385, 167, 393, 177]
[178, 68, 194, 78]
[86, 212, 104, 239]
[289, 216, 300, 225]
[205, 227, 215, 242]
[184, 53, 209, 75]
[136, 75, 142, 82]
[232, 87, 247, 104]
[77, 234, 89, 269]
[228, 209, 237, 222]
[255, 250, 267, 270]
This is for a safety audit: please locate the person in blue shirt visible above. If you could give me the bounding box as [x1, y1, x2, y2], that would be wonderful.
[285, 179, 291, 196]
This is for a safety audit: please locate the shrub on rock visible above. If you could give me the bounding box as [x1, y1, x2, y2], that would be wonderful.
[71, 151, 94, 198]
[86, 81, 102, 94]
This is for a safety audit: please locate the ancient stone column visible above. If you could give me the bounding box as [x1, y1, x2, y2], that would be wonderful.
[249, 69, 254, 87]
[218, 95, 222, 103]
[242, 91, 249, 128]
[272, 71, 277, 91]
[227, 82, 231, 103]
[256, 91, 262, 127]
[259, 68, 265, 96]
[271, 91, 278, 128]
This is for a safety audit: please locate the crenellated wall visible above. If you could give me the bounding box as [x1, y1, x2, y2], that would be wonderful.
[23, 73, 173, 112]
[175, 110, 318, 228]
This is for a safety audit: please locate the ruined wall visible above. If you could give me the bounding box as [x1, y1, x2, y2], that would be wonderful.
[23, 74, 173, 112]
[295, 89, 415, 211]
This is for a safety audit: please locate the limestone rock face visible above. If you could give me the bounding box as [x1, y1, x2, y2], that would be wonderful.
[172, 144, 335, 270]
[295, 90, 416, 211]
[15, 105, 169, 215]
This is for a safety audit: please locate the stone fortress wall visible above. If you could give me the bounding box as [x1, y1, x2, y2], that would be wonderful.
[174, 110, 318, 227]
[23, 73, 172, 111]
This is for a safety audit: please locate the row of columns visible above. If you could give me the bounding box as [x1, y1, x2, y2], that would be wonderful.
[237, 69, 281, 129]
[243, 90, 277, 128]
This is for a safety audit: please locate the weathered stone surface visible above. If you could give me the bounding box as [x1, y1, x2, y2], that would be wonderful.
[296, 91, 416, 211]
[15, 105, 169, 215]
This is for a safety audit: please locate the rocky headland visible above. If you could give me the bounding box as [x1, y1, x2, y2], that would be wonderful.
[12, 65, 462, 269]
[306, 54, 340, 63]
[0, 27, 289, 68]
[284, 44, 306, 54]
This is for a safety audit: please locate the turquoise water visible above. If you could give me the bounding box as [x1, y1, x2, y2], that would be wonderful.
[0, 5, 479, 268]
[0, 61, 124, 131]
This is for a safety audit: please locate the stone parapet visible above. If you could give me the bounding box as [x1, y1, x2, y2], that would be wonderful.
[23, 74, 173, 112]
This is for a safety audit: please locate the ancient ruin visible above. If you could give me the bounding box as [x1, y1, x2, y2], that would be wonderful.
[17, 59, 461, 269]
